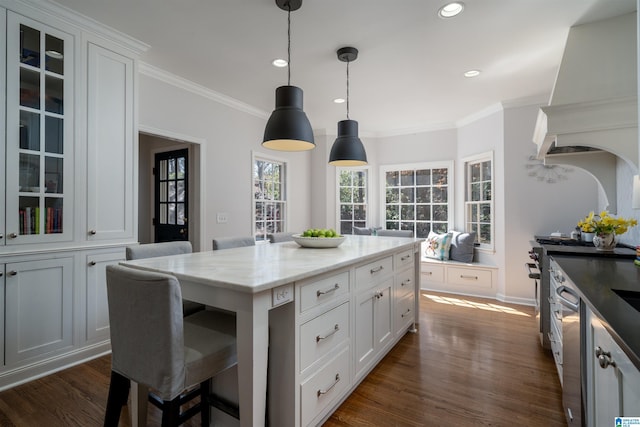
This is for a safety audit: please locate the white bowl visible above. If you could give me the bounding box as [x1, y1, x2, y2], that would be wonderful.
[292, 234, 346, 248]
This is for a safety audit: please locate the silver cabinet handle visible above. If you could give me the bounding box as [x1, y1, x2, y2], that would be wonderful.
[8, 233, 17, 239]
[401, 255, 411, 261]
[317, 373, 340, 397]
[0, 233, 3, 239]
[460, 275, 478, 280]
[8, 271, 17, 276]
[374, 290, 385, 299]
[401, 307, 411, 318]
[317, 284, 339, 297]
[316, 324, 339, 342]
[556, 285, 579, 312]
[424, 271, 432, 275]
[370, 265, 384, 274]
[89, 261, 97, 266]
[89, 230, 97, 235]
[595, 346, 617, 369]
[401, 278, 412, 286]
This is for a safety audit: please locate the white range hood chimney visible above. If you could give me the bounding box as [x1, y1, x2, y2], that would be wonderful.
[533, 12, 638, 213]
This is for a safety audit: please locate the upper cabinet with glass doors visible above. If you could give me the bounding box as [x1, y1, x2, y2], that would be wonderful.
[4, 13, 74, 245]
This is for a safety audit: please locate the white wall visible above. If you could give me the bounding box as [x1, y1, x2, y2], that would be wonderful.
[503, 105, 598, 302]
[615, 158, 640, 245]
[138, 73, 312, 249]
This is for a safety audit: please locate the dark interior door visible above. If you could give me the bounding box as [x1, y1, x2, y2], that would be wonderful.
[154, 149, 188, 242]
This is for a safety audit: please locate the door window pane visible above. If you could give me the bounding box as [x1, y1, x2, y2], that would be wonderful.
[20, 25, 40, 67]
[45, 116, 63, 154]
[45, 34, 64, 75]
[20, 68, 40, 109]
[20, 110, 40, 150]
[44, 156, 63, 194]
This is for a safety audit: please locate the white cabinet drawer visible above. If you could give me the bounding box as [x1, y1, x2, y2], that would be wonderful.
[300, 347, 350, 427]
[395, 292, 415, 336]
[300, 271, 349, 313]
[395, 267, 415, 300]
[421, 263, 444, 283]
[355, 256, 393, 290]
[300, 302, 349, 372]
[447, 266, 492, 288]
[394, 249, 414, 271]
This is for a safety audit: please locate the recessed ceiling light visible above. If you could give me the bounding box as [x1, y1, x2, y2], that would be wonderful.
[333, 98, 346, 104]
[464, 69, 481, 78]
[272, 58, 288, 68]
[438, 2, 464, 18]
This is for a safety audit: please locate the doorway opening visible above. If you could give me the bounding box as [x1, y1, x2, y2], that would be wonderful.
[138, 132, 203, 250]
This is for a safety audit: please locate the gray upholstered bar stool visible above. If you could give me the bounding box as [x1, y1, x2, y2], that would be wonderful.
[352, 226, 372, 235]
[212, 236, 255, 250]
[125, 241, 205, 316]
[376, 229, 413, 237]
[267, 232, 295, 243]
[104, 265, 237, 427]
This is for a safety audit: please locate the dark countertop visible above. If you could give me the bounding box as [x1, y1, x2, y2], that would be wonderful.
[532, 237, 636, 259]
[551, 255, 640, 369]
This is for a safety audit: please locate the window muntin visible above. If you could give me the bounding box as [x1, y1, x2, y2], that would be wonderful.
[465, 154, 493, 248]
[381, 162, 453, 238]
[253, 156, 286, 241]
[337, 169, 368, 235]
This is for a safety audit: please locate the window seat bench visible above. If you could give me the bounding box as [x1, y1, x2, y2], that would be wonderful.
[420, 257, 498, 298]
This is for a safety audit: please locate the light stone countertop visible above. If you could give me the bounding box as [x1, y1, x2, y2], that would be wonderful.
[122, 235, 421, 294]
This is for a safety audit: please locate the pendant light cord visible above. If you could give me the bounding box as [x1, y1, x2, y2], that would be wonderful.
[287, 4, 291, 86]
[346, 60, 350, 120]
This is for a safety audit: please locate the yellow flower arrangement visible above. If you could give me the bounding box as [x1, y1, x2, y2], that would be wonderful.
[577, 211, 638, 235]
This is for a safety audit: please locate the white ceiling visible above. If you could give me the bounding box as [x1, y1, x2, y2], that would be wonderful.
[50, 0, 636, 136]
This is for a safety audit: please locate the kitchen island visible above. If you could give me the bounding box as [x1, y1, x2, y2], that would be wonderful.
[121, 235, 422, 427]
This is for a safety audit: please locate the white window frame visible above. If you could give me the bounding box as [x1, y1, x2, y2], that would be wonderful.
[463, 151, 494, 251]
[379, 161, 454, 238]
[251, 151, 288, 242]
[335, 167, 370, 235]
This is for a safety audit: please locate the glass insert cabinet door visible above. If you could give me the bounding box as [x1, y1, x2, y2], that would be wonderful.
[5, 13, 74, 244]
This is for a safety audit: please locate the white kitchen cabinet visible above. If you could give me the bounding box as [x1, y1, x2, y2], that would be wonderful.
[394, 249, 415, 336]
[0, 0, 143, 390]
[86, 42, 136, 242]
[84, 249, 124, 344]
[4, 255, 74, 365]
[354, 275, 393, 380]
[4, 12, 75, 246]
[586, 307, 640, 427]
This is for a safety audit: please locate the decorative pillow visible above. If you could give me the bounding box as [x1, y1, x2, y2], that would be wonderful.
[449, 230, 477, 263]
[424, 231, 453, 260]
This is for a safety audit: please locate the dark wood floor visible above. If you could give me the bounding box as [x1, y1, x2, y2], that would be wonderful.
[0, 292, 565, 426]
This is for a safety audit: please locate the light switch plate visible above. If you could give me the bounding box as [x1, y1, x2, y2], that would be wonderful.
[272, 283, 293, 307]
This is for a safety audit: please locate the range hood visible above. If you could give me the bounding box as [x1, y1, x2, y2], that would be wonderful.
[533, 12, 638, 213]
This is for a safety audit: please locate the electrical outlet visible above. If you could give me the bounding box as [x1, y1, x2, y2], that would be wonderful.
[216, 212, 228, 223]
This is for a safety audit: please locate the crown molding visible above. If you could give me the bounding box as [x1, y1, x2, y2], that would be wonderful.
[139, 62, 269, 120]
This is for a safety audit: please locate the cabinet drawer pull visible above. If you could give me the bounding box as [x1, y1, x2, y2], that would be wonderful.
[8, 271, 17, 276]
[374, 290, 385, 299]
[401, 278, 412, 286]
[595, 347, 617, 369]
[400, 254, 411, 261]
[424, 271, 432, 276]
[401, 308, 411, 318]
[0, 233, 3, 239]
[317, 373, 340, 397]
[316, 284, 340, 297]
[8, 233, 17, 239]
[460, 274, 478, 280]
[89, 261, 97, 266]
[316, 324, 340, 342]
[89, 230, 97, 235]
[370, 265, 384, 274]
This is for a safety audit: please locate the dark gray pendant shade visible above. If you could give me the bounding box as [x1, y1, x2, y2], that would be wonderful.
[262, 85, 315, 151]
[329, 46, 367, 166]
[329, 119, 367, 166]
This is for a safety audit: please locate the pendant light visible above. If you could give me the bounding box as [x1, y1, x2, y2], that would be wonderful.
[329, 47, 368, 166]
[262, 0, 315, 151]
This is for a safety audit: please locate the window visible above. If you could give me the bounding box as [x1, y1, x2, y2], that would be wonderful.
[380, 162, 454, 238]
[464, 152, 493, 249]
[253, 154, 286, 241]
[337, 169, 368, 235]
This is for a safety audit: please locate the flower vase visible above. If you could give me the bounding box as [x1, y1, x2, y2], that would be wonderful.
[592, 232, 616, 251]
[582, 232, 595, 243]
